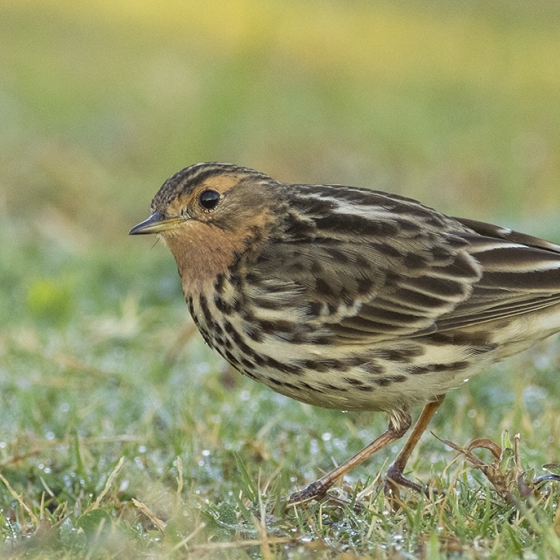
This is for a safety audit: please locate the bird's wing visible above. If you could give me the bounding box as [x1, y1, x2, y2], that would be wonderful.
[248, 187, 560, 343]
[430, 218, 560, 332]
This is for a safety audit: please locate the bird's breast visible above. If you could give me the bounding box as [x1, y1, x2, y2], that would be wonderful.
[185, 281, 497, 412]
[162, 221, 246, 295]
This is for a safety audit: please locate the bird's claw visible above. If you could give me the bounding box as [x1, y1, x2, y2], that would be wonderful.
[288, 481, 329, 505]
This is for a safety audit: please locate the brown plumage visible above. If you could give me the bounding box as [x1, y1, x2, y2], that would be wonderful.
[130, 162, 560, 503]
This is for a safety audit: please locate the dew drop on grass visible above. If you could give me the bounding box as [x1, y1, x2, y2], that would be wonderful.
[333, 438, 346, 451]
[321, 432, 331, 442]
[392, 533, 404, 549]
[201, 449, 211, 456]
[300, 536, 313, 543]
[17, 379, 32, 390]
[197, 362, 210, 374]
[534, 354, 551, 370]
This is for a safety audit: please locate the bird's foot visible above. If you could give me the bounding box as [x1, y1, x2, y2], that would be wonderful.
[288, 480, 329, 505]
[384, 463, 424, 495]
[384, 463, 441, 506]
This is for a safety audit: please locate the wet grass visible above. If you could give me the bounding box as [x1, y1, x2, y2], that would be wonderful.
[3, 221, 560, 557]
[2, 0, 560, 557]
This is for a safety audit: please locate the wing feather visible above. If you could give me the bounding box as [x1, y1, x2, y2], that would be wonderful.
[246, 186, 560, 344]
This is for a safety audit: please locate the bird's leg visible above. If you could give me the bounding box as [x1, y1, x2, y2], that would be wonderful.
[288, 409, 412, 505]
[385, 394, 445, 495]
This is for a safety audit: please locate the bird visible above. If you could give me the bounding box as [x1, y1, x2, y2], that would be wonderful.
[130, 162, 560, 504]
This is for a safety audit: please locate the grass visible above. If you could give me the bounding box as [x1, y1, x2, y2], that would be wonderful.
[2, 0, 560, 557]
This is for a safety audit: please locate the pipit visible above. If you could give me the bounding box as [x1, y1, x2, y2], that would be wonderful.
[130, 162, 560, 504]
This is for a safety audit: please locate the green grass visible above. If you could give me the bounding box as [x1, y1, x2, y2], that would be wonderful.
[2, 0, 560, 557]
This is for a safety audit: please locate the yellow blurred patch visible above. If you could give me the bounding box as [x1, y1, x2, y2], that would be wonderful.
[5, 0, 560, 92]
[27, 279, 74, 323]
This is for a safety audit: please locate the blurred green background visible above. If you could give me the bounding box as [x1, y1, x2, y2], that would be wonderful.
[2, 0, 560, 555]
[3, 0, 560, 235]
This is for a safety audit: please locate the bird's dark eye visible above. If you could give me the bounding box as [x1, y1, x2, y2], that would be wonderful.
[199, 189, 220, 211]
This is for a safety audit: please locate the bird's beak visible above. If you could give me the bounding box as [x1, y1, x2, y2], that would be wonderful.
[129, 212, 184, 235]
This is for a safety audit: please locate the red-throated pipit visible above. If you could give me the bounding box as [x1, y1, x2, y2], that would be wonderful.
[130, 162, 560, 504]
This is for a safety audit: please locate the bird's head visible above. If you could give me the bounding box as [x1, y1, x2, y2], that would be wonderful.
[130, 163, 281, 292]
